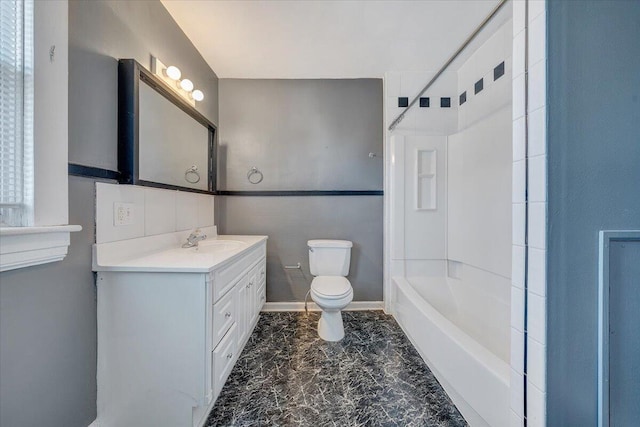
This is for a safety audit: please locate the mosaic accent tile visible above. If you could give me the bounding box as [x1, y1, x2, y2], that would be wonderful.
[474, 78, 484, 94]
[206, 311, 467, 427]
[494, 61, 505, 80]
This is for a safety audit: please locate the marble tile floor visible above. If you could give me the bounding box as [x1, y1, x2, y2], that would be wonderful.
[205, 311, 467, 427]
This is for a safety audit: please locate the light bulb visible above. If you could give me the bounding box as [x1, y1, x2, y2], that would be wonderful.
[165, 65, 181, 81]
[180, 78, 194, 92]
[191, 89, 204, 101]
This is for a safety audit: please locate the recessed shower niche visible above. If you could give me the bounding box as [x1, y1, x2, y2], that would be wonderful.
[416, 149, 437, 210]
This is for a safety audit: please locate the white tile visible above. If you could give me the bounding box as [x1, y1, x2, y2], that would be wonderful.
[528, 155, 547, 202]
[513, 0, 526, 35]
[512, 74, 526, 120]
[513, 116, 526, 162]
[175, 191, 198, 231]
[511, 327, 525, 373]
[528, 202, 546, 250]
[529, 13, 546, 66]
[416, 107, 458, 135]
[528, 247, 546, 297]
[512, 288, 525, 333]
[401, 73, 428, 98]
[386, 96, 405, 127]
[197, 194, 215, 227]
[526, 381, 546, 427]
[528, 60, 547, 112]
[528, 336, 546, 391]
[144, 188, 176, 236]
[528, 107, 547, 157]
[385, 73, 401, 97]
[510, 368, 524, 418]
[388, 100, 417, 133]
[510, 410, 524, 427]
[528, 292, 546, 344]
[96, 183, 145, 244]
[513, 203, 526, 246]
[528, 0, 546, 23]
[503, 55, 513, 79]
[512, 30, 526, 78]
[512, 245, 525, 288]
[512, 160, 526, 203]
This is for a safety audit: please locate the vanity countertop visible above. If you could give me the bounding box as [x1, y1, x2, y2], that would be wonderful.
[93, 229, 267, 273]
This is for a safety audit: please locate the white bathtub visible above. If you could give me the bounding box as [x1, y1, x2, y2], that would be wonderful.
[392, 276, 510, 427]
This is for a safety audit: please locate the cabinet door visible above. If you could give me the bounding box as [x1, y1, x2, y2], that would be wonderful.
[212, 286, 236, 349]
[212, 324, 237, 398]
[256, 259, 266, 311]
[258, 260, 266, 287]
[248, 265, 259, 327]
[236, 277, 247, 345]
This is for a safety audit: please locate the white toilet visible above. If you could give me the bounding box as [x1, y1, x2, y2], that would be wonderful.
[308, 239, 354, 341]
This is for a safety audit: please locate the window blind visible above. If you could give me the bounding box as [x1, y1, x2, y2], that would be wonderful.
[0, 0, 33, 226]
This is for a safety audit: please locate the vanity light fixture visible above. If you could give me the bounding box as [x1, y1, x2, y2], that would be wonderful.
[191, 89, 204, 102]
[180, 78, 194, 92]
[165, 65, 181, 81]
[151, 56, 204, 106]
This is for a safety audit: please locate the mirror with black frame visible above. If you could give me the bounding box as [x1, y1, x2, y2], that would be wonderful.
[118, 59, 216, 193]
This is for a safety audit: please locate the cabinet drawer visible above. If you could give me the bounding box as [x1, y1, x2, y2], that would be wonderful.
[213, 324, 237, 397]
[212, 286, 237, 348]
[212, 245, 265, 302]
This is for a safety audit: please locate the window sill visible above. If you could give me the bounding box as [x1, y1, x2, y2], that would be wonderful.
[0, 225, 82, 272]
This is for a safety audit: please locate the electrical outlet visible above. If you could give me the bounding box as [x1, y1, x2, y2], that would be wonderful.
[113, 202, 134, 226]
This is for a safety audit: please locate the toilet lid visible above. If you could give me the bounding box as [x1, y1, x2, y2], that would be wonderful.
[311, 276, 352, 298]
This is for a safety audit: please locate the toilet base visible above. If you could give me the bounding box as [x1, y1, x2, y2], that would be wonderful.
[317, 310, 345, 341]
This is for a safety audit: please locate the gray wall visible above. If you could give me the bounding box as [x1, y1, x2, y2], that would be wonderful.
[218, 79, 383, 301]
[546, 2, 640, 425]
[0, 2, 219, 426]
[219, 196, 383, 301]
[69, 0, 219, 170]
[218, 79, 382, 190]
[0, 177, 98, 427]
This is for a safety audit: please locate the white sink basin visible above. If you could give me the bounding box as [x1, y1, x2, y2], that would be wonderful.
[185, 240, 247, 254]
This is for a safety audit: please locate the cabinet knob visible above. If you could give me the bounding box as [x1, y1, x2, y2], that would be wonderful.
[225, 312, 231, 318]
[226, 353, 233, 359]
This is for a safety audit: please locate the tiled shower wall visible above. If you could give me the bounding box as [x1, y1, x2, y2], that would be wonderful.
[384, 71, 457, 302]
[511, 1, 547, 426]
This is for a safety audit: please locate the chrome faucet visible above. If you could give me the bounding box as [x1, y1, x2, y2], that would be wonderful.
[182, 228, 207, 248]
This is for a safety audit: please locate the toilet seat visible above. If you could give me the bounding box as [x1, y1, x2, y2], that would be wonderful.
[311, 276, 352, 299]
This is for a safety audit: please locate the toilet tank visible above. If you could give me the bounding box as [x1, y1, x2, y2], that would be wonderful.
[308, 240, 353, 276]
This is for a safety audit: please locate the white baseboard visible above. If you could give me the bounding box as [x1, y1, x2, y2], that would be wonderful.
[262, 301, 384, 312]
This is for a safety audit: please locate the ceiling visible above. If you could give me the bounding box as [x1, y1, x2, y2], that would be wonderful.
[161, 0, 505, 79]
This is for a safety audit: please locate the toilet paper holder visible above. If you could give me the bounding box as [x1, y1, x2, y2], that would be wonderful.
[284, 263, 301, 270]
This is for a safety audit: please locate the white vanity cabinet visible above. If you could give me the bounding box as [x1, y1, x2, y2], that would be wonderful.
[94, 236, 267, 427]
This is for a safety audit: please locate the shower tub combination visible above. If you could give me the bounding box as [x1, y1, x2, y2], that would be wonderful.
[392, 276, 510, 427]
